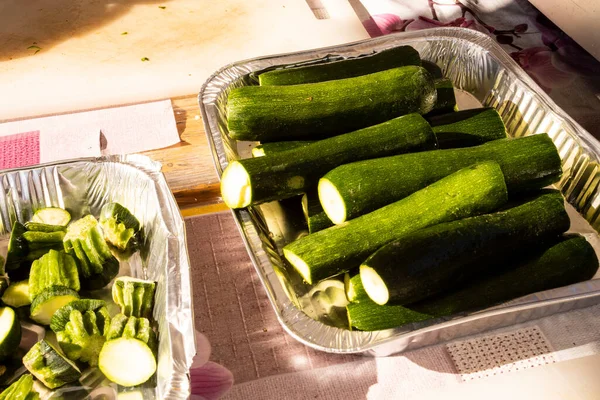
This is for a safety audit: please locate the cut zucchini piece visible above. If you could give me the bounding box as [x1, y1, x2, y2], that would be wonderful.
[23, 339, 81, 389]
[0, 307, 21, 360]
[100, 203, 141, 232]
[22, 231, 65, 244]
[252, 141, 315, 157]
[285, 162, 508, 284]
[64, 215, 120, 290]
[29, 250, 80, 300]
[427, 107, 507, 149]
[2, 280, 31, 308]
[31, 208, 71, 227]
[24, 222, 66, 233]
[55, 309, 108, 366]
[221, 113, 437, 207]
[302, 190, 333, 234]
[99, 203, 141, 252]
[344, 272, 368, 303]
[227, 66, 436, 141]
[112, 277, 156, 318]
[426, 78, 456, 116]
[258, 46, 421, 86]
[5, 222, 28, 271]
[50, 299, 108, 333]
[99, 337, 156, 387]
[30, 286, 80, 326]
[0, 374, 38, 400]
[319, 133, 561, 223]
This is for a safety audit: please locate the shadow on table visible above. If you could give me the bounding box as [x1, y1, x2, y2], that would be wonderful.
[0, 0, 172, 61]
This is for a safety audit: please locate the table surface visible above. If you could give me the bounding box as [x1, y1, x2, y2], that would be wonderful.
[141, 95, 227, 217]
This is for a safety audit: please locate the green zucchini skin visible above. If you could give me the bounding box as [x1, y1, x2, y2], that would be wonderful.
[426, 78, 456, 116]
[221, 113, 437, 208]
[348, 235, 599, 331]
[253, 141, 316, 157]
[344, 272, 368, 303]
[227, 66, 437, 141]
[302, 190, 333, 233]
[257, 46, 421, 86]
[320, 133, 561, 223]
[283, 161, 508, 284]
[361, 191, 569, 305]
[428, 107, 507, 148]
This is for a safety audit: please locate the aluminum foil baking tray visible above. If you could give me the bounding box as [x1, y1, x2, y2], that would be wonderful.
[0, 154, 195, 398]
[199, 27, 600, 356]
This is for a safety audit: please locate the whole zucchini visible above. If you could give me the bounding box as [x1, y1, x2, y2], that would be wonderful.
[221, 113, 437, 208]
[227, 66, 436, 141]
[360, 191, 569, 305]
[348, 235, 599, 331]
[283, 161, 508, 284]
[319, 133, 561, 224]
[257, 46, 421, 86]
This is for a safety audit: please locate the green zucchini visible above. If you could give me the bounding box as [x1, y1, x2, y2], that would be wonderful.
[99, 203, 141, 252]
[64, 215, 120, 290]
[427, 107, 507, 148]
[22, 231, 65, 244]
[427, 78, 456, 116]
[319, 133, 561, 224]
[302, 190, 333, 233]
[112, 277, 156, 319]
[50, 299, 108, 333]
[283, 161, 508, 284]
[2, 280, 31, 308]
[221, 113, 437, 208]
[23, 339, 81, 389]
[0, 307, 21, 361]
[31, 208, 71, 227]
[344, 272, 368, 303]
[29, 250, 80, 300]
[30, 286, 80, 325]
[55, 307, 111, 366]
[348, 235, 598, 331]
[360, 191, 568, 305]
[227, 66, 436, 141]
[0, 374, 38, 400]
[252, 141, 315, 158]
[5, 222, 28, 271]
[421, 60, 444, 79]
[24, 222, 66, 232]
[257, 46, 421, 86]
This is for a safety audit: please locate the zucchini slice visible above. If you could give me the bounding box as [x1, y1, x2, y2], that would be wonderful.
[22, 231, 65, 244]
[50, 299, 108, 333]
[98, 337, 156, 387]
[23, 339, 81, 389]
[221, 113, 437, 208]
[284, 161, 508, 284]
[24, 222, 66, 233]
[30, 286, 80, 326]
[99, 203, 141, 251]
[227, 66, 436, 141]
[0, 307, 21, 360]
[2, 280, 31, 308]
[31, 208, 71, 227]
[319, 133, 561, 224]
[258, 46, 421, 86]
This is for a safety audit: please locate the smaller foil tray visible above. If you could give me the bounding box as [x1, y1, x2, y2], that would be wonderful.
[199, 27, 600, 356]
[0, 154, 195, 398]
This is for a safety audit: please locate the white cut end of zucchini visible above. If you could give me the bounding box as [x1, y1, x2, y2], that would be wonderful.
[221, 161, 252, 209]
[0, 307, 17, 344]
[99, 338, 157, 387]
[251, 147, 265, 158]
[31, 207, 71, 226]
[31, 295, 79, 325]
[318, 179, 346, 225]
[301, 194, 309, 220]
[344, 274, 356, 302]
[283, 249, 312, 285]
[360, 265, 389, 305]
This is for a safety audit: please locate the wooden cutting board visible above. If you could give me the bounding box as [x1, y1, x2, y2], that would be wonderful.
[0, 0, 368, 121]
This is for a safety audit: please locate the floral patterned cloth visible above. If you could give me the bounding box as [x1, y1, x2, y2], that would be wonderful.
[356, 0, 600, 138]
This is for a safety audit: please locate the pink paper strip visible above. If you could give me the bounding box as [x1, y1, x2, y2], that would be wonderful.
[0, 130, 40, 170]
